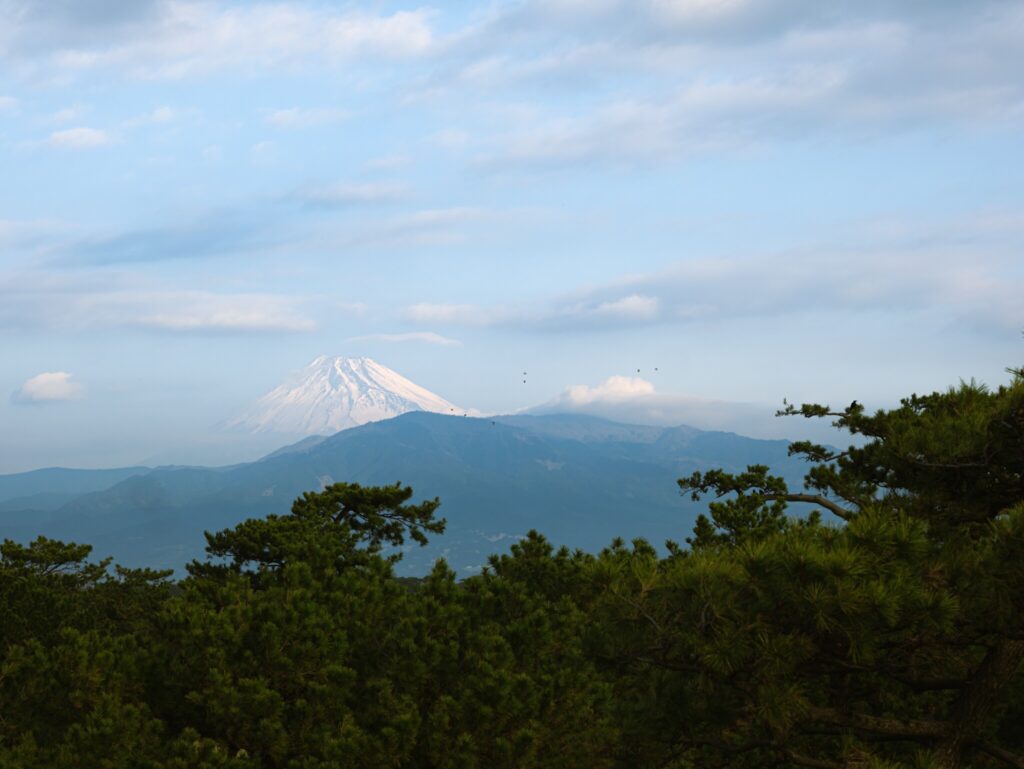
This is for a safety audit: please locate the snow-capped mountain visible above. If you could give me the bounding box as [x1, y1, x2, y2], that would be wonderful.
[232, 356, 467, 436]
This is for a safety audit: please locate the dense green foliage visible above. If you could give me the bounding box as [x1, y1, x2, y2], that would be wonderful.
[2, 372, 1022, 768]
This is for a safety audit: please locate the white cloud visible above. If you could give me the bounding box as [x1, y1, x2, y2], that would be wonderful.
[0, 96, 16, 110]
[12, 371, 85, 404]
[559, 375, 656, 405]
[348, 331, 462, 347]
[265, 107, 348, 127]
[47, 126, 111, 148]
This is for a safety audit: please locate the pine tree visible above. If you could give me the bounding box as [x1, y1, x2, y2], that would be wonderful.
[601, 367, 1024, 768]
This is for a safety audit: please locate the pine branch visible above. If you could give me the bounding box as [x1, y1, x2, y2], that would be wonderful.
[816, 654, 966, 691]
[786, 752, 843, 769]
[977, 742, 1024, 769]
[805, 705, 948, 740]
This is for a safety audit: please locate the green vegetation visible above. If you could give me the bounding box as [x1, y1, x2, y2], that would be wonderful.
[2, 370, 1023, 769]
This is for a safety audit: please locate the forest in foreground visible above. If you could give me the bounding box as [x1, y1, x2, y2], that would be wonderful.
[2, 369, 1023, 769]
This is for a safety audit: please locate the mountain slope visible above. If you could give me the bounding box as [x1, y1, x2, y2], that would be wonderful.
[1, 413, 811, 575]
[232, 356, 466, 435]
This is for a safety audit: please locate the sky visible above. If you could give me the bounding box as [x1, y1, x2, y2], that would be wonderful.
[2, 0, 1023, 472]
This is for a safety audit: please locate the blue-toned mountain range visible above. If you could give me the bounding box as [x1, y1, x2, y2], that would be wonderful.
[0, 412, 813, 575]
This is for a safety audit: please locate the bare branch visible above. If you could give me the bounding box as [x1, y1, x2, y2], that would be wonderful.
[763, 493, 853, 521]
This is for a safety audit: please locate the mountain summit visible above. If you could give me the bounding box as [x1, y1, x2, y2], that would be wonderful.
[232, 356, 465, 436]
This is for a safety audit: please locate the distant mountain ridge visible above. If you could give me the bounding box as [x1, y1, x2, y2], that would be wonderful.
[0, 466, 151, 513]
[231, 356, 466, 435]
[0, 412, 811, 575]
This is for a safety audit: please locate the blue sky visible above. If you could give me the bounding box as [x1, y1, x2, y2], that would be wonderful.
[2, 0, 1023, 472]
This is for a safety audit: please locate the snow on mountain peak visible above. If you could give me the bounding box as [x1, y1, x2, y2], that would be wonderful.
[232, 356, 466, 435]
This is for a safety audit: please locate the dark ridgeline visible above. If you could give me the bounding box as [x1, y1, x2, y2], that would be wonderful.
[1, 369, 1023, 768]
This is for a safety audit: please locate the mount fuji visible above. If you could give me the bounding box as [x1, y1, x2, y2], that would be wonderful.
[232, 356, 468, 436]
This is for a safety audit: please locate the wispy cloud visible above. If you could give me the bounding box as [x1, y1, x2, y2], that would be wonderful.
[62, 212, 278, 265]
[136, 294, 316, 333]
[265, 107, 348, 127]
[291, 182, 409, 207]
[364, 154, 411, 171]
[0, 218, 72, 252]
[348, 331, 462, 347]
[48, 104, 86, 123]
[330, 207, 485, 249]
[405, 292, 661, 330]
[405, 303, 505, 327]
[404, 223, 1024, 333]
[11, 371, 85, 405]
[121, 105, 186, 128]
[0, 272, 316, 334]
[47, 126, 112, 149]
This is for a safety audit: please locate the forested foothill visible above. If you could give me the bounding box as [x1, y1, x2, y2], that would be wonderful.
[2, 369, 1023, 769]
